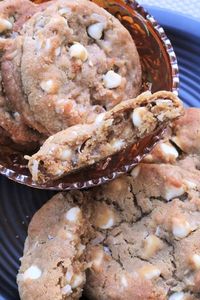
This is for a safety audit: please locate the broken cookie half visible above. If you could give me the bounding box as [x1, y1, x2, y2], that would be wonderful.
[27, 91, 184, 183]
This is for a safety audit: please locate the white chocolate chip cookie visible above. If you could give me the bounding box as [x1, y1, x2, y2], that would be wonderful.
[18, 109, 200, 300]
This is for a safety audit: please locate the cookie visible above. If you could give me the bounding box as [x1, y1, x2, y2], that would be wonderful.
[142, 108, 200, 164]
[18, 109, 200, 300]
[171, 108, 200, 155]
[3, 0, 141, 136]
[0, 0, 37, 37]
[0, 0, 48, 146]
[85, 175, 200, 300]
[27, 91, 183, 183]
[84, 109, 200, 300]
[17, 192, 91, 300]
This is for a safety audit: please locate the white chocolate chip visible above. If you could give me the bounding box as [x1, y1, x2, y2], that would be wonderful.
[59, 7, 71, 16]
[111, 139, 125, 151]
[91, 249, 104, 270]
[55, 99, 68, 114]
[45, 38, 51, 51]
[184, 273, 195, 286]
[160, 143, 179, 160]
[164, 185, 185, 201]
[155, 226, 162, 237]
[131, 165, 140, 178]
[168, 292, 185, 300]
[35, 38, 43, 51]
[13, 112, 20, 122]
[40, 79, 58, 94]
[87, 22, 104, 40]
[183, 179, 197, 190]
[131, 107, 148, 127]
[65, 207, 81, 223]
[120, 274, 128, 288]
[88, 60, 93, 67]
[60, 149, 72, 161]
[103, 70, 122, 89]
[62, 284, 72, 295]
[77, 244, 86, 256]
[66, 231, 74, 240]
[71, 273, 84, 289]
[0, 18, 12, 33]
[9, 16, 15, 25]
[143, 235, 163, 259]
[47, 145, 56, 155]
[100, 217, 114, 229]
[138, 265, 161, 280]
[95, 113, 105, 125]
[103, 246, 111, 255]
[23, 265, 42, 280]
[189, 254, 200, 270]
[31, 160, 39, 181]
[172, 218, 192, 239]
[55, 47, 61, 56]
[97, 39, 112, 53]
[54, 168, 64, 176]
[69, 43, 88, 62]
[94, 206, 115, 229]
[66, 271, 73, 283]
[157, 113, 165, 121]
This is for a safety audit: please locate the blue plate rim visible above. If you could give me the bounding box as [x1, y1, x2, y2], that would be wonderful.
[143, 5, 200, 39]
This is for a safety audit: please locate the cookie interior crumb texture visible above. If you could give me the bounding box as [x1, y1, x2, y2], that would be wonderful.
[27, 91, 183, 183]
[18, 108, 200, 300]
[0, 0, 142, 148]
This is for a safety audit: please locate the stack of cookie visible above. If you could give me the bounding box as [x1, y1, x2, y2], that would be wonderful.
[1, 1, 198, 299]
[17, 108, 200, 299]
[0, 0, 141, 148]
[0, 0, 184, 186]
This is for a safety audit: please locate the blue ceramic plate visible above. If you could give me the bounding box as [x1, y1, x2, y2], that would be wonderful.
[143, 6, 200, 107]
[0, 8, 200, 300]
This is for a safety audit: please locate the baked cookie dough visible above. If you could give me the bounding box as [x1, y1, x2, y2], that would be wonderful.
[85, 169, 200, 300]
[17, 192, 91, 300]
[85, 111, 200, 300]
[143, 108, 200, 164]
[0, 0, 48, 146]
[172, 108, 200, 155]
[2, 0, 142, 139]
[18, 108, 200, 300]
[27, 91, 183, 183]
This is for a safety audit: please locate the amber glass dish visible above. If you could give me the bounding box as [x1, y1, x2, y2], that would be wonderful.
[0, 0, 179, 190]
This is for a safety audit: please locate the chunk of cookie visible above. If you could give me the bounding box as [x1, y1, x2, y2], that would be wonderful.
[17, 192, 91, 300]
[143, 108, 200, 164]
[27, 91, 183, 183]
[172, 108, 200, 155]
[0, 0, 49, 146]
